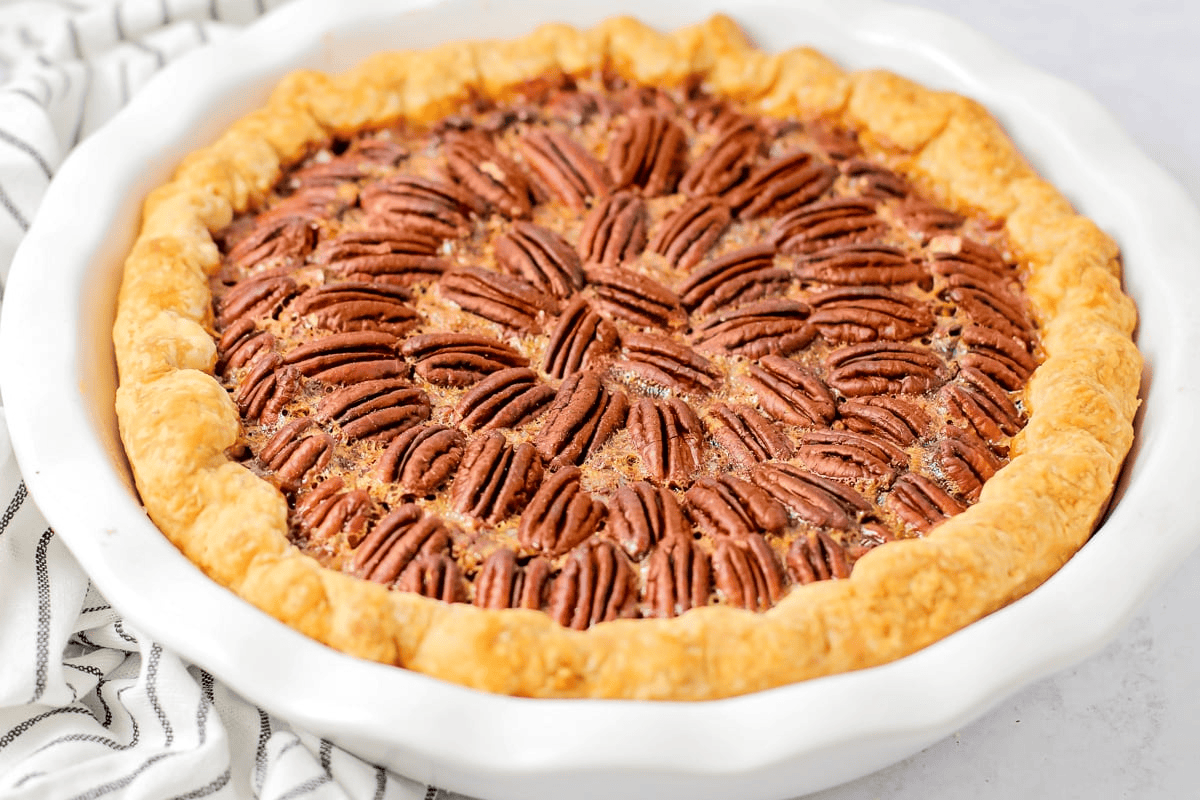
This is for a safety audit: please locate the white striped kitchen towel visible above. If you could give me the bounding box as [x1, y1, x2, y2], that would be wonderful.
[0, 2, 465, 798]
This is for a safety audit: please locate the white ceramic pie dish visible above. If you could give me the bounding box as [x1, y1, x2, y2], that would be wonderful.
[2, 0, 1198, 797]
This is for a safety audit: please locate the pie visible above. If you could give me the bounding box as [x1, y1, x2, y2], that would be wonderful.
[112, 15, 1141, 700]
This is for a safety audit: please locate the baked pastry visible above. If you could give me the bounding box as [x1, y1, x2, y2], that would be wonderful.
[112, 15, 1141, 699]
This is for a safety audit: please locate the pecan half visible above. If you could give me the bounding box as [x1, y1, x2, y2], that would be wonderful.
[494, 221, 584, 299]
[770, 198, 887, 255]
[315, 378, 430, 442]
[678, 117, 764, 197]
[258, 417, 334, 492]
[745, 354, 837, 427]
[787, 531, 852, 584]
[584, 264, 686, 328]
[838, 395, 932, 446]
[806, 287, 935, 343]
[945, 279, 1036, 344]
[455, 367, 555, 431]
[644, 537, 711, 618]
[359, 174, 482, 239]
[646, 196, 731, 269]
[711, 534, 787, 611]
[577, 192, 648, 268]
[677, 243, 790, 318]
[443, 130, 534, 219]
[474, 548, 552, 610]
[794, 243, 928, 286]
[794, 429, 906, 483]
[615, 333, 722, 395]
[225, 215, 315, 273]
[318, 228, 449, 284]
[351, 504, 452, 584]
[216, 275, 299, 328]
[517, 128, 610, 211]
[397, 553, 467, 603]
[534, 371, 629, 468]
[547, 539, 639, 630]
[216, 318, 274, 376]
[400, 332, 527, 386]
[627, 397, 706, 487]
[289, 281, 420, 336]
[690, 298, 815, 358]
[685, 475, 788, 538]
[825, 341, 948, 397]
[940, 366, 1024, 443]
[751, 462, 872, 529]
[234, 352, 300, 424]
[707, 403, 794, 468]
[542, 297, 620, 379]
[293, 477, 373, 547]
[518, 467, 607, 557]
[724, 150, 837, 219]
[894, 197, 964, 238]
[283, 330, 406, 385]
[959, 323, 1037, 391]
[930, 237, 1012, 281]
[607, 110, 688, 196]
[935, 426, 1004, 502]
[451, 432, 544, 524]
[374, 423, 466, 496]
[439, 267, 559, 332]
[886, 472, 967, 533]
[606, 481, 690, 560]
[840, 158, 909, 199]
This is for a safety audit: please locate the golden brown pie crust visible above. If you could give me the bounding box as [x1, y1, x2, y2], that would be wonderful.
[112, 15, 1141, 699]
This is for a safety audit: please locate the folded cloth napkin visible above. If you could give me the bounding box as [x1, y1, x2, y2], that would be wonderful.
[0, 2, 462, 797]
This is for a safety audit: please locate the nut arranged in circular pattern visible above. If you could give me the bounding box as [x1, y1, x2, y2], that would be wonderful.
[211, 69, 1041, 628]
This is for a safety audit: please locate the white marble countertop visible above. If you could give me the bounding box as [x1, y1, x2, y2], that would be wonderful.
[808, 1, 1200, 797]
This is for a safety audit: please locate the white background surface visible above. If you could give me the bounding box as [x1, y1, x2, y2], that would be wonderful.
[808, 1, 1200, 797]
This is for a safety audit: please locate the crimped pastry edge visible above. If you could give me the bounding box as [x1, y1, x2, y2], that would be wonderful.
[111, 14, 1141, 700]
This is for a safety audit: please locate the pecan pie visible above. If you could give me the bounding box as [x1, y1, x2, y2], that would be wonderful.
[112, 16, 1141, 699]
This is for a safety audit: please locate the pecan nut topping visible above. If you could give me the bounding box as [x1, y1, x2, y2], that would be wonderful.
[451, 431, 544, 524]
[542, 297, 620, 379]
[494, 221, 584, 299]
[258, 417, 335, 493]
[644, 536, 712, 618]
[359, 174, 483, 239]
[959, 323, 1037, 391]
[751, 462, 873, 529]
[283, 330, 407, 385]
[805, 286, 935, 344]
[315, 377, 431, 442]
[374, 423, 466, 496]
[677, 243, 789, 318]
[607, 110, 688, 196]
[455, 367, 555, 432]
[397, 553, 467, 603]
[935, 426, 1004, 502]
[517, 128, 610, 211]
[794, 429, 907, 483]
[584, 264, 686, 329]
[547, 538, 639, 630]
[606, 481, 690, 560]
[940, 367, 1024, 443]
[745, 354, 837, 427]
[690, 298, 815, 358]
[439, 267, 560, 332]
[627, 397, 706, 487]
[233, 352, 300, 424]
[838, 395, 932, 446]
[224, 215, 316, 273]
[289, 281, 420, 336]
[318, 228, 449, 284]
[787, 531, 853, 584]
[646, 196, 732, 269]
[577, 191, 648, 269]
[711, 534, 787, 611]
[707, 403, 794, 468]
[216, 274, 300, 328]
[684, 475, 789, 539]
[443, 130, 534, 219]
[293, 477, 374, 547]
[518, 466, 607, 557]
[724, 150, 837, 219]
[770, 198, 887, 255]
[794, 242, 928, 286]
[474, 548, 552, 611]
[216, 319, 275, 377]
[400, 332, 527, 386]
[886, 472, 968, 534]
[535, 371, 629, 468]
[616, 333, 722, 395]
[678, 116, 764, 197]
[351, 504, 453, 585]
[825, 341, 948, 397]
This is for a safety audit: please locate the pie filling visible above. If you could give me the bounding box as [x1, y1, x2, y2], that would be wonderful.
[210, 72, 1040, 629]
